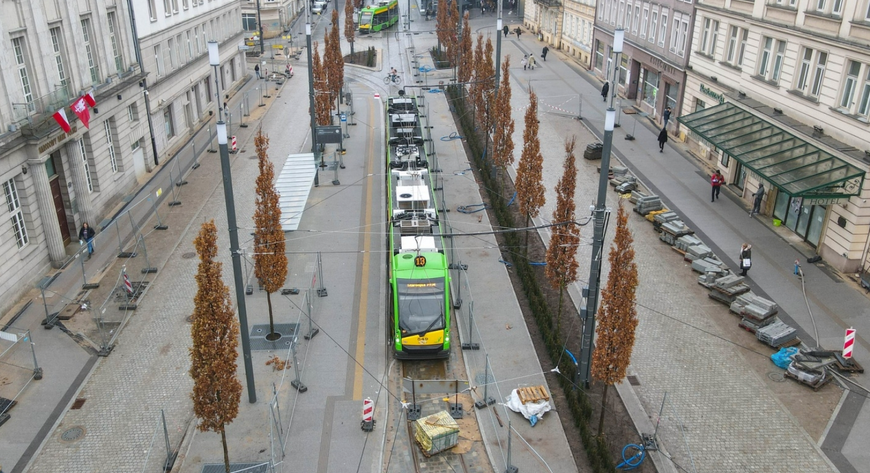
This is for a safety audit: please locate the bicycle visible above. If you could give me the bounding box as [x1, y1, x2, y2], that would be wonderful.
[384, 74, 402, 85]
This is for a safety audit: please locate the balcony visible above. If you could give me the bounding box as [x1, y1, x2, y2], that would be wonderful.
[11, 84, 73, 138]
[533, 0, 562, 7]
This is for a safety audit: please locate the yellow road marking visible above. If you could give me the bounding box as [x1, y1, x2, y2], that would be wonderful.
[353, 98, 376, 400]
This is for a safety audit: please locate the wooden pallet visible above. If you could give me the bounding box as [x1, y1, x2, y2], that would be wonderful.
[517, 385, 550, 404]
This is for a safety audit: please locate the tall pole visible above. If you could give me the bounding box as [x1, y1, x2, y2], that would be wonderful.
[577, 29, 623, 388]
[125, 0, 160, 166]
[257, 0, 265, 56]
[209, 42, 257, 403]
[306, 0, 320, 186]
[495, 0, 503, 89]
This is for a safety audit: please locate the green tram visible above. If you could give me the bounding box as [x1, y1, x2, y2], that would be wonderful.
[386, 94, 451, 360]
[358, 0, 399, 34]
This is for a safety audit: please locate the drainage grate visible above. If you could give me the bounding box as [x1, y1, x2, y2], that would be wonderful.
[248, 324, 299, 351]
[627, 375, 640, 386]
[767, 372, 786, 382]
[71, 398, 86, 409]
[201, 463, 269, 473]
[60, 426, 86, 442]
[182, 252, 197, 259]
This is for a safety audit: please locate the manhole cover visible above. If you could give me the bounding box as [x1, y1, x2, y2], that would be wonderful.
[60, 426, 86, 442]
[182, 252, 196, 259]
[768, 372, 786, 382]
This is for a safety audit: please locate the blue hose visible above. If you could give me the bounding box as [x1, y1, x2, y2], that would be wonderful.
[441, 132, 464, 141]
[564, 348, 578, 366]
[616, 443, 646, 470]
[457, 203, 489, 213]
[506, 191, 517, 206]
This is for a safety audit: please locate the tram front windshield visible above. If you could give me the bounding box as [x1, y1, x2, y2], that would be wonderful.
[360, 12, 373, 27]
[397, 278, 445, 335]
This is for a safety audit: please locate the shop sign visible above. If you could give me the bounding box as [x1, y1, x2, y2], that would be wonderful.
[700, 84, 725, 104]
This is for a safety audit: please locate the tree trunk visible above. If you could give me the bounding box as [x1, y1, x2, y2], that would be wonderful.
[267, 290, 275, 336]
[350, 41, 355, 59]
[557, 284, 564, 334]
[598, 383, 609, 436]
[524, 213, 530, 255]
[221, 427, 230, 473]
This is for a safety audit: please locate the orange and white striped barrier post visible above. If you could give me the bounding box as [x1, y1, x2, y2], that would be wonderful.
[231, 135, 238, 153]
[361, 397, 374, 431]
[843, 327, 856, 359]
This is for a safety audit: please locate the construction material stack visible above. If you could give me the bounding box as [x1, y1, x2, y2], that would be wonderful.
[413, 410, 460, 457]
[757, 320, 798, 347]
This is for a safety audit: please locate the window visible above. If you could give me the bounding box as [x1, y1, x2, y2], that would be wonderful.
[176, 34, 184, 65]
[670, 12, 689, 56]
[194, 26, 201, 54]
[726, 26, 738, 63]
[816, 0, 843, 15]
[4, 178, 28, 249]
[132, 139, 142, 152]
[611, 0, 618, 25]
[840, 60, 861, 109]
[796, 48, 813, 91]
[618, 1, 625, 27]
[127, 103, 139, 121]
[640, 4, 649, 39]
[775, 0, 797, 6]
[658, 8, 667, 47]
[164, 0, 171, 15]
[108, 13, 124, 74]
[811, 52, 827, 97]
[695, 98, 706, 112]
[649, 8, 658, 43]
[105, 120, 119, 173]
[168, 38, 176, 69]
[155, 45, 164, 76]
[633, 5, 641, 34]
[700, 18, 719, 56]
[164, 108, 175, 138]
[866, 0, 870, 19]
[183, 0, 189, 8]
[12, 38, 33, 110]
[625, 2, 632, 30]
[149, 0, 157, 20]
[737, 29, 748, 65]
[643, 69, 659, 107]
[758, 37, 773, 77]
[78, 139, 94, 192]
[595, 40, 604, 70]
[186, 31, 193, 59]
[49, 28, 68, 88]
[81, 19, 99, 84]
[772, 41, 786, 82]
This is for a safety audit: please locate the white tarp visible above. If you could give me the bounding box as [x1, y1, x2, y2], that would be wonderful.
[277, 153, 317, 232]
[503, 388, 552, 426]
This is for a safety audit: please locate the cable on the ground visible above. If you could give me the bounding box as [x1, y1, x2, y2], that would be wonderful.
[616, 443, 646, 470]
[440, 132, 464, 141]
[457, 203, 489, 213]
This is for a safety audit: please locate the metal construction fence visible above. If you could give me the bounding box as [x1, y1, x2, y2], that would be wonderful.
[0, 326, 42, 422]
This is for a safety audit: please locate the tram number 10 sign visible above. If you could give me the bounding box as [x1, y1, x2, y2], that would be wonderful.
[414, 255, 427, 267]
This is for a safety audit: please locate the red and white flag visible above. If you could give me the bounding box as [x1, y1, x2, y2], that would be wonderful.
[72, 96, 90, 129]
[84, 89, 97, 107]
[123, 270, 133, 295]
[52, 108, 71, 133]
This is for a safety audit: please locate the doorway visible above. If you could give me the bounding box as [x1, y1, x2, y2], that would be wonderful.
[47, 153, 71, 243]
[733, 162, 746, 190]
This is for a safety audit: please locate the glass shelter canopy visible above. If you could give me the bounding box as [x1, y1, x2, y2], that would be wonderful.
[679, 103, 865, 199]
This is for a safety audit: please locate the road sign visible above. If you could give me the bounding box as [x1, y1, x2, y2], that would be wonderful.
[315, 126, 342, 144]
[340, 113, 347, 122]
[844, 327, 856, 358]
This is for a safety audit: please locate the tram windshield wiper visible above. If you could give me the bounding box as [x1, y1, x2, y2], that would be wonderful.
[405, 313, 444, 338]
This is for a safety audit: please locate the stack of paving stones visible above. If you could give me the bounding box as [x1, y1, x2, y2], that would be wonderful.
[653, 211, 681, 232]
[757, 320, 799, 347]
[659, 219, 695, 246]
[731, 292, 780, 333]
[708, 274, 751, 305]
[635, 195, 664, 215]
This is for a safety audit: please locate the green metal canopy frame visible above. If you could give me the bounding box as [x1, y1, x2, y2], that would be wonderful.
[678, 103, 865, 199]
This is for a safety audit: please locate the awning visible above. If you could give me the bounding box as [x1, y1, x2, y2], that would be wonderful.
[679, 102, 865, 199]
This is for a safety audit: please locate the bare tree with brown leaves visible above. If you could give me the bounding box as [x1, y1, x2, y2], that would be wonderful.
[545, 137, 580, 332]
[327, 9, 344, 104]
[344, 0, 356, 58]
[515, 90, 545, 253]
[591, 202, 639, 435]
[482, 36, 495, 127]
[190, 220, 242, 473]
[445, 1, 460, 65]
[469, 33, 486, 123]
[436, 0, 448, 52]
[253, 131, 288, 340]
[457, 12, 473, 83]
[490, 57, 514, 174]
[312, 42, 331, 126]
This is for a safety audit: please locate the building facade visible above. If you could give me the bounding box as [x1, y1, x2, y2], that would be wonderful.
[525, 0, 565, 48]
[132, 0, 246, 164]
[559, 0, 596, 65]
[679, 0, 870, 273]
[241, 0, 299, 39]
[0, 0, 148, 315]
[591, 0, 695, 126]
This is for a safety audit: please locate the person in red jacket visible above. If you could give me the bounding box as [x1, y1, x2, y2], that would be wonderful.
[711, 170, 724, 202]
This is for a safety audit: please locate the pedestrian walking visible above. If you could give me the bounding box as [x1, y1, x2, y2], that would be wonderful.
[657, 128, 668, 152]
[528, 55, 536, 70]
[542, 46, 549, 61]
[515, 27, 522, 39]
[521, 55, 528, 70]
[79, 222, 96, 259]
[663, 106, 672, 127]
[750, 184, 765, 216]
[711, 170, 724, 202]
[254, 64, 260, 79]
[503, 25, 509, 37]
[739, 243, 752, 276]
[601, 81, 610, 101]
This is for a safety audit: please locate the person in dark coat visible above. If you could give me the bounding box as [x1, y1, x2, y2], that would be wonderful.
[542, 46, 549, 61]
[663, 106, 672, 127]
[515, 26, 522, 38]
[739, 243, 752, 276]
[601, 81, 610, 101]
[657, 128, 668, 152]
[79, 222, 96, 258]
[254, 64, 260, 79]
[503, 25, 509, 37]
[750, 184, 765, 216]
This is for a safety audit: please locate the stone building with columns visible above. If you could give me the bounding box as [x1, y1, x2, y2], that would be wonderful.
[0, 0, 149, 315]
